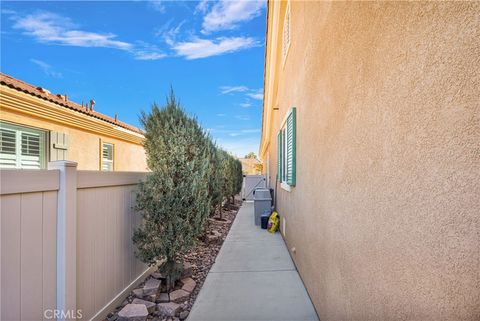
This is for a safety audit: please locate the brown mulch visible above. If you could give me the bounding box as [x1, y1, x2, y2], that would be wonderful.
[104, 198, 242, 321]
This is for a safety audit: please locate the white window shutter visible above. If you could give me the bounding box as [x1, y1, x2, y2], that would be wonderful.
[101, 143, 114, 171]
[20, 132, 43, 169]
[0, 127, 18, 168]
[50, 131, 69, 161]
[0, 122, 46, 169]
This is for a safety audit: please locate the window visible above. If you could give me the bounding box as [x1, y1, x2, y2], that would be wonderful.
[0, 121, 47, 169]
[277, 108, 296, 190]
[101, 142, 114, 171]
[282, 1, 291, 64]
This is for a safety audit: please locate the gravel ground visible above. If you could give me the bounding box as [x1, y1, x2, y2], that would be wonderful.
[104, 198, 241, 321]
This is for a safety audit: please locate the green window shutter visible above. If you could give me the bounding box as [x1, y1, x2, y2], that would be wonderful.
[277, 130, 282, 181]
[286, 108, 296, 186]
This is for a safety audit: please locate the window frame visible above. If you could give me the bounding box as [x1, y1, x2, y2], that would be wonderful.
[0, 121, 47, 169]
[100, 140, 115, 171]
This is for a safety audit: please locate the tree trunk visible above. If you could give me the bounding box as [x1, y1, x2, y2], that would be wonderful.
[218, 204, 223, 220]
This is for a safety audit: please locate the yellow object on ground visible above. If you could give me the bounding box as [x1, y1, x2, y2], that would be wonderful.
[267, 212, 279, 233]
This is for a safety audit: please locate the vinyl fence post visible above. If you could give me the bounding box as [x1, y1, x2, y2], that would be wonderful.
[48, 161, 78, 321]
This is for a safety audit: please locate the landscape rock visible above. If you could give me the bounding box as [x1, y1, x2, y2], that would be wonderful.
[132, 288, 144, 298]
[143, 278, 161, 296]
[132, 298, 156, 314]
[147, 294, 158, 302]
[157, 302, 180, 317]
[181, 262, 193, 278]
[117, 304, 148, 321]
[179, 310, 189, 320]
[169, 289, 190, 303]
[206, 230, 222, 244]
[180, 278, 196, 293]
[104, 199, 241, 321]
[151, 272, 164, 280]
[156, 293, 169, 303]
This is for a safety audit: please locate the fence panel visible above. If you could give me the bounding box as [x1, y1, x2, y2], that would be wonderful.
[242, 175, 266, 201]
[1, 167, 150, 321]
[76, 171, 148, 320]
[1, 169, 59, 321]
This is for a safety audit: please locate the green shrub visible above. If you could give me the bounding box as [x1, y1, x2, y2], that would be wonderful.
[133, 90, 245, 286]
[133, 91, 210, 289]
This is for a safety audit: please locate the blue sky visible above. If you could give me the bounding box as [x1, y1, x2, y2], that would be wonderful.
[1, 0, 266, 157]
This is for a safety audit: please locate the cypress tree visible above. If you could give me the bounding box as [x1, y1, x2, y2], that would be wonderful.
[133, 91, 210, 289]
[133, 90, 245, 287]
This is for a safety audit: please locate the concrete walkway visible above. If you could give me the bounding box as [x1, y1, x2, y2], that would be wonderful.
[188, 202, 319, 321]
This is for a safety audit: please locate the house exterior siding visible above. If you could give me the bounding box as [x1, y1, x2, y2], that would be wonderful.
[260, 2, 480, 320]
[1, 76, 147, 171]
[239, 157, 263, 175]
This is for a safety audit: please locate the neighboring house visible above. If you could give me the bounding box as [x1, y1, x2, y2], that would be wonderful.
[239, 157, 263, 175]
[0, 73, 147, 171]
[260, 2, 479, 321]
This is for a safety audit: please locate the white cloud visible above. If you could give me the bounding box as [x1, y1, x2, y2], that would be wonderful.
[133, 51, 166, 60]
[154, 11, 261, 60]
[30, 58, 62, 78]
[172, 36, 259, 59]
[220, 85, 249, 94]
[219, 86, 263, 101]
[216, 113, 226, 117]
[132, 42, 166, 60]
[235, 115, 250, 121]
[13, 12, 132, 49]
[246, 92, 263, 100]
[1, 9, 17, 15]
[160, 20, 186, 46]
[246, 88, 263, 100]
[12, 11, 166, 61]
[195, 0, 210, 14]
[202, 0, 265, 33]
[147, 1, 166, 13]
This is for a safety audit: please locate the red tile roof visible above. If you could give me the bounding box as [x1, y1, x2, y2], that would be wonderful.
[0, 72, 143, 134]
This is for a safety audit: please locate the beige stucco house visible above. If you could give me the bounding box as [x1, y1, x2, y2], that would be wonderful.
[0, 73, 147, 171]
[259, 1, 479, 320]
[239, 157, 263, 175]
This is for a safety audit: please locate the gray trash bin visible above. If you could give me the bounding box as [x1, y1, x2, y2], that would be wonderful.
[253, 188, 272, 226]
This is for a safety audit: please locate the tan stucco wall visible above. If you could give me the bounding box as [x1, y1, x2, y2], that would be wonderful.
[240, 158, 263, 175]
[263, 2, 480, 320]
[1, 109, 148, 171]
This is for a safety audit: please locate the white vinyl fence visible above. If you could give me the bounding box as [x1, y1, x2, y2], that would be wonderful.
[241, 175, 266, 201]
[0, 161, 151, 321]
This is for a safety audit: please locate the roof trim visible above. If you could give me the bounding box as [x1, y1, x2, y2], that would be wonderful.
[0, 72, 143, 135]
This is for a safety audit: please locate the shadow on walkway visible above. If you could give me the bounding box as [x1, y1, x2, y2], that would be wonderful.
[188, 201, 319, 321]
